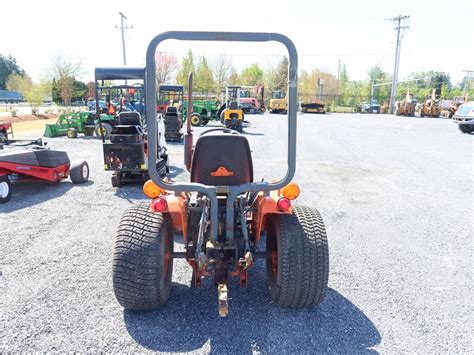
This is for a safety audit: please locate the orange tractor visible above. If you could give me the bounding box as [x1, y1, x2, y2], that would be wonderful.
[112, 31, 329, 317]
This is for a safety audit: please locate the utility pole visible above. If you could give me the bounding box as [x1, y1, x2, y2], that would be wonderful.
[116, 12, 133, 66]
[388, 15, 410, 114]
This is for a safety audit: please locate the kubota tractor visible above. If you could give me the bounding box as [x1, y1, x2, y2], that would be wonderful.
[112, 31, 329, 317]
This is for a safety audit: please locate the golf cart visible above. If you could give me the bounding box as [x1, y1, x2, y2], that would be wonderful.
[112, 32, 329, 317]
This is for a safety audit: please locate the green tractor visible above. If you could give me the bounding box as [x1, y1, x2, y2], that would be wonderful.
[182, 95, 221, 126]
[44, 111, 96, 138]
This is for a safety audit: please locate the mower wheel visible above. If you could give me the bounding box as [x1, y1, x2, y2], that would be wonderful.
[266, 206, 329, 308]
[113, 202, 174, 310]
[67, 128, 78, 139]
[111, 173, 122, 187]
[95, 122, 113, 139]
[70, 160, 89, 184]
[0, 176, 12, 203]
[191, 113, 202, 126]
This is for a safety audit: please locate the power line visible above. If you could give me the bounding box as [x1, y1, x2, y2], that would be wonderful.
[116, 12, 133, 66]
[388, 15, 410, 114]
[155, 51, 392, 58]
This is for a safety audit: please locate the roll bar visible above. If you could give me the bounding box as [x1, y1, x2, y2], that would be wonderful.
[145, 32, 298, 241]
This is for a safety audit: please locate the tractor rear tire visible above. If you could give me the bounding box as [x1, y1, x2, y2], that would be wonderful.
[113, 202, 174, 310]
[70, 160, 89, 184]
[0, 176, 12, 203]
[266, 206, 329, 308]
[191, 113, 202, 126]
[95, 122, 112, 140]
[67, 128, 78, 139]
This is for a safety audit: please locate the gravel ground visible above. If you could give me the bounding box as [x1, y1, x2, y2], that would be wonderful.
[1, 113, 472, 353]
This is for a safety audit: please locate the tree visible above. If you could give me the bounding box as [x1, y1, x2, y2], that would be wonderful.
[211, 55, 232, 90]
[156, 52, 179, 87]
[7, 74, 50, 114]
[195, 56, 215, 93]
[86, 81, 95, 101]
[176, 49, 195, 90]
[0, 54, 25, 90]
[241, 64, 264, 86]
[228, 66, 240, 86]
[47, 52, 84, 106]
[265, 56, 288, 92]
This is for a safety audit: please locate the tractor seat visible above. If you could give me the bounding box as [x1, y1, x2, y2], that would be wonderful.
[165, 106, 178, 116]
[118, 112, 142, 126]
[190, 132, 253, 186]
[229, 101, 239, 110]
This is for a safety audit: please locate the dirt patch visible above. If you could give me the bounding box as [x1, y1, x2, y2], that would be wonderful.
[1, 113, 58, 123]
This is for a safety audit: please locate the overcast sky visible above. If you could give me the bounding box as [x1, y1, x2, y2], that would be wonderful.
[2, 0, 472, 85]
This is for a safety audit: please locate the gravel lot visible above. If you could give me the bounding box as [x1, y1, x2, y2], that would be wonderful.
[1, 113, 472, 353]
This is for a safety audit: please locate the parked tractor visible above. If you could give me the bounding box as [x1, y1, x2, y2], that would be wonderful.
[43, 111, 97, 138]
[395, 90, 416, 117]
[112, 31, 329, 317]
[269, 90, 287, 114]
[182, 94, 221, 126]
[446, 95, 468, 118]
[420, 89, 441, 118]
[157, 85, 184, 141]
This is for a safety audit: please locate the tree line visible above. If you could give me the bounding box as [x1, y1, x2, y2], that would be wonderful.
[1, 52, 472, 113]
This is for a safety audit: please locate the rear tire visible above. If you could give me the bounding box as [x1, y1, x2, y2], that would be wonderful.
[95, 122, 112, 139]
[0, 176, 12, 203]
[70, 160, 89, 184]
[113, 202, 174, 310]
[266, 206, 329, 308]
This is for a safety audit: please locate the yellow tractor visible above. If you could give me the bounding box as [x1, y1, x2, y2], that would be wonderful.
[269, 90, 287, 114]
[420, 89, 441, 118]
[395, 90, 416, 116]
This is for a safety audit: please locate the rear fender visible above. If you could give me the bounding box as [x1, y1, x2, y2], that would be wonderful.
[151, 193, 188, 242]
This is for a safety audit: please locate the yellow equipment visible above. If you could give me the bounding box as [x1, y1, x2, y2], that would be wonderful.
[395, 90, 416, 116]
[269, 90, 287, 114]
[420, 89, 441, 118]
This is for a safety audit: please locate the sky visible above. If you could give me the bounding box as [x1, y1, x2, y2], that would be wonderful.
[1, 0, 472, 85]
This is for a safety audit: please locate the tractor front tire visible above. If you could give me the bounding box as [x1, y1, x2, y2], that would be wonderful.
[67, 127, 78, 139]
[70, 160, 89, 184]
[266, 206, 329, 308]
[113, 202, 174, 310]
[0, 176, 12, 203]
[191, 113, 202, 126]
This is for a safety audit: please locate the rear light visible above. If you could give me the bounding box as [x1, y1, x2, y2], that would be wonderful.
[281, 182, 300, 200]
[277, 197, 291, 211]
[151, 197, 168, 212]
[143, 179, 164, 198]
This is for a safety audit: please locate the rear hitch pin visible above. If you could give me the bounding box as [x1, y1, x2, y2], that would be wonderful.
[218, 283, 228, 317]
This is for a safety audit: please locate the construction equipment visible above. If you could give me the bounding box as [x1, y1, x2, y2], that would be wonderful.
[420, 89, 441, 118]
[112, 31, 329, 317]
[446, 95, 468, 118]
[269, 90, 287, 114]
[395, 90, 416, 116]
[0, 137, 89, 203]
[239, 84, 265, 113]
[98, 68, 168, 187]
[301, 101, 325, 113]
[43, 111, 97, 138]
[158, 85, 184, 141]
[0, 121, 14, 143]
[217, 86, 244, 132]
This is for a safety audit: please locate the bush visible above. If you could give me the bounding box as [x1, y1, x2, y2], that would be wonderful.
[10, 109, 17, 117]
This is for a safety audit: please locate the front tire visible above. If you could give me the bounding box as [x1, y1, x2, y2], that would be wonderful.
[0, 176, 12, 203]
[266, 206, 329, 308]
[458, 124, 473, 134]
[113, 202, 174, 310]
[191, 113, 202, 126]
[67, 127, 78, 139]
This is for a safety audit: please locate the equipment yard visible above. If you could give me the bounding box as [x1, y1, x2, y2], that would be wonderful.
[1, 113, 471, 353]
